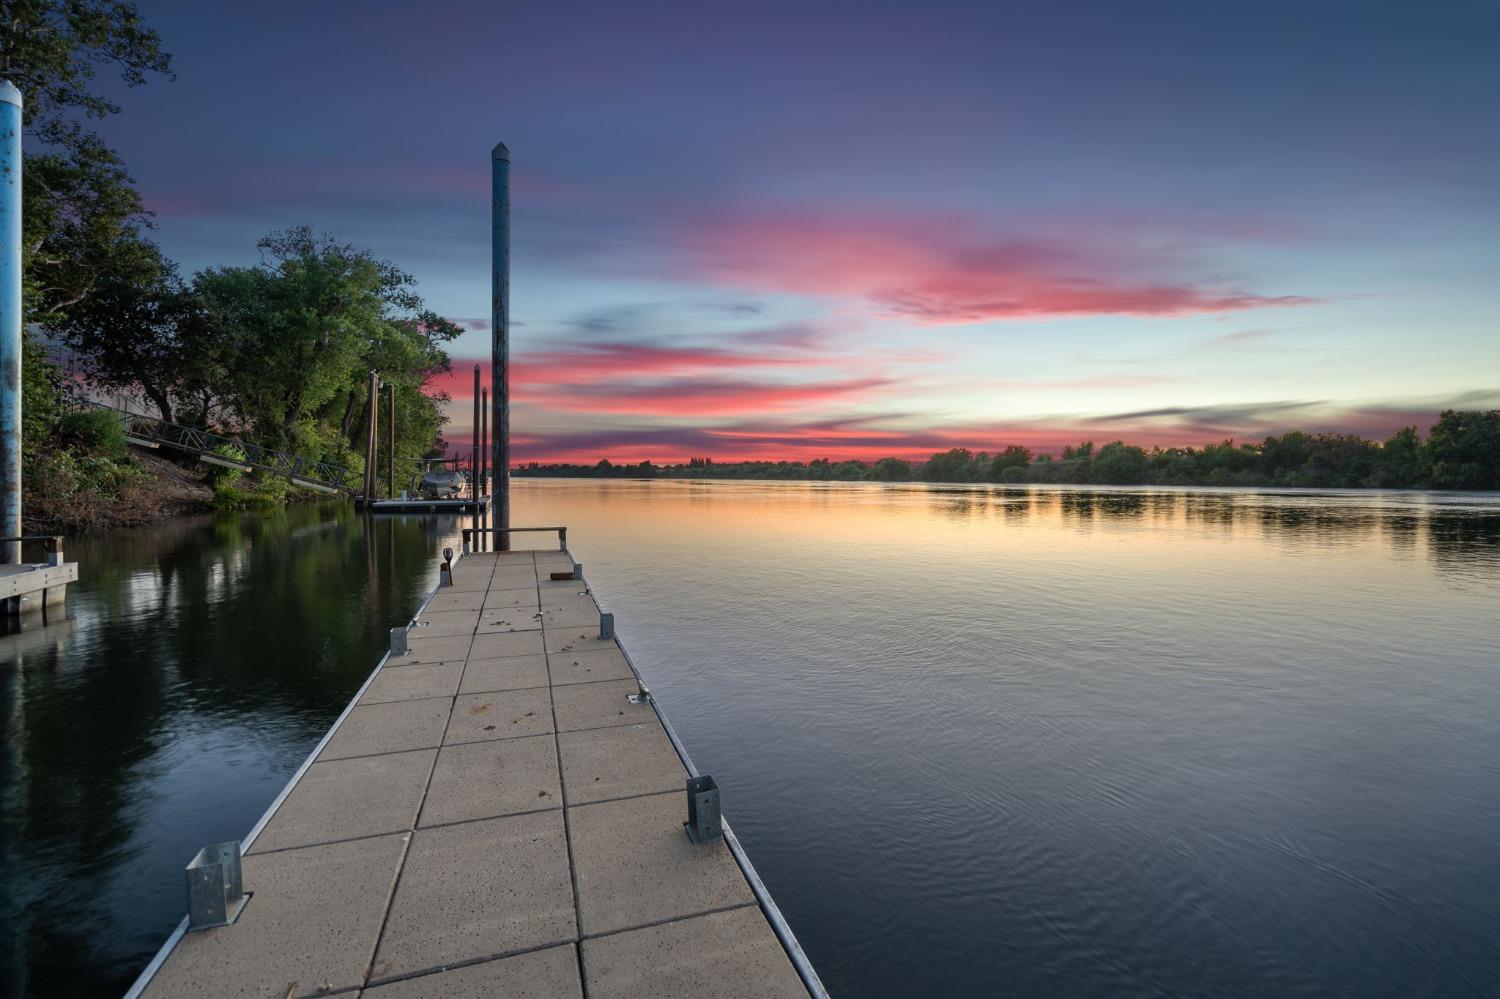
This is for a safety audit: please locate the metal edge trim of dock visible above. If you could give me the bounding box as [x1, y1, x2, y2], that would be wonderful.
[124, 549, 828, 999]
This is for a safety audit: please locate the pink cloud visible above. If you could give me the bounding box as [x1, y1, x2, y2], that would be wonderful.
[522, 376, 893, 416]
[673, 213, 1317, 324]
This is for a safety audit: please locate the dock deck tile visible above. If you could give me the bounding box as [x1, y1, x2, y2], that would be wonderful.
[581, 907, 806, 999]
[420, 734, 560, 826]
[249, 749, 435, 854]
[142, 833, 406, 999]
[370, 811, 575, 978]
[568, 791, 754, 936]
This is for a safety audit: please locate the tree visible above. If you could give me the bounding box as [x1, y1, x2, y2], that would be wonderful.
[922, 447, 981, 482]
[195, 228, 460, 459]
[47, 248, 215, 423]
[1091, 441, 1151, 484]
[867, 457, 911, 481]
[2, 1, 173, 318]
[1426, 410, 1500, 491]
[986, 445, 1032, 481]
[0, 1, 173, 148]
[1370, 426, 1424, 488]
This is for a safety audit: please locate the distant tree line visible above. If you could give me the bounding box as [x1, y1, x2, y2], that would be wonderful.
[516, 412, 1500, 491]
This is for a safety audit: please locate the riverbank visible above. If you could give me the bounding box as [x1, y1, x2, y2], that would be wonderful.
[20, 449, 325, 536]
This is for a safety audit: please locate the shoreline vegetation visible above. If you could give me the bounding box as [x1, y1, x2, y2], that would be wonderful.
[516, 411, 1500, 491]
[10, 5, 456, 534]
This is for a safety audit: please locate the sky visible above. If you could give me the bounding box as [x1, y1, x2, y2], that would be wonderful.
[93, 0, 1499, 462]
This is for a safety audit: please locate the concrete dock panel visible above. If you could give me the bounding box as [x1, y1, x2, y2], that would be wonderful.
[421, 735, 560, 826]
[248, 750, 435, 854]
[389, 634, 473, 665]
[370, 810, 575, 979]
[568, 791, 754, 935]
[319, 697, 451, 760]
[582, 907, 808, 999]
[551, 679, 653, 733]
[360, 663, 463, 704]
[411, 608, 481, 637]
[546, 648, 634, 686]
[362, 943, 582, 998]
[558, 721, 684, 805]
[458, 654, 550, 693]
[444, 688, 553, 744]
[142, 833, 407, 998]
[469, 629, 546, 659]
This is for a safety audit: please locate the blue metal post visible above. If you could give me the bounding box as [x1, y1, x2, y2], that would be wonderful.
[0, 82, 21, 564]
[490, 142, 510, 550]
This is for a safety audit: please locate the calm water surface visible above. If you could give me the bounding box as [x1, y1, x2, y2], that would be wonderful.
[3, 482, 1498, 997]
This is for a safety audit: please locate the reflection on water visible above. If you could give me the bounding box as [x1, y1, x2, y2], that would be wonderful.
[1, 504, 464, 997]
[1, 483, 1498, 997]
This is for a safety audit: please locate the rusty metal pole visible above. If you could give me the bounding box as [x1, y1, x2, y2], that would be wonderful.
[491, 143, 511, 550]
[0, 83, 21, 563]
[364, 370, 379, 505]
[386, 382, 395, 498]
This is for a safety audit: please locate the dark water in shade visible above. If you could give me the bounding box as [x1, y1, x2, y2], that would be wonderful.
[3, 483, 1500, 998]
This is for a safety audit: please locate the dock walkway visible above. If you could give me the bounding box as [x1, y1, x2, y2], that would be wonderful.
[131, 546, 818, 998]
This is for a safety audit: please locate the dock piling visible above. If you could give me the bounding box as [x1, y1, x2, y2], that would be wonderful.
[1, 82, 23, 563]
[491, 142, 511, 549]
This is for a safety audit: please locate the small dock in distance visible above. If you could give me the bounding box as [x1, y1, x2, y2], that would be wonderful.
[131, 542, 822, 998]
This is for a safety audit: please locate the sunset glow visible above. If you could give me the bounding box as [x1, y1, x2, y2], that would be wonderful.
[108, 1, 1500, 464]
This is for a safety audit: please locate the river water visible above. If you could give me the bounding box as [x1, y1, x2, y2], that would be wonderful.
[2, 482, 1498, 997]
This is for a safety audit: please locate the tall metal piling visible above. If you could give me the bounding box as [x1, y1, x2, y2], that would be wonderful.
[1, 82, 21, 563]
[491, 143, 511, 549]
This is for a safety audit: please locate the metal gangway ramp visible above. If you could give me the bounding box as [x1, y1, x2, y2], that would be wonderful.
[89, 402, 360, 494]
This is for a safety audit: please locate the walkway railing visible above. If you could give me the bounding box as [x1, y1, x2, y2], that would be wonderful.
[84, 402, 361, 494]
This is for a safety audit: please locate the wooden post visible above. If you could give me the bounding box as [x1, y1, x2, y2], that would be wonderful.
[386, 382, 395, 498]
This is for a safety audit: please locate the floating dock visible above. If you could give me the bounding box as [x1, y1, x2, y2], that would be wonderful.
[1, 537, 76, 622]
[128, 542, 823, 998]
[357, 493, 491, 513]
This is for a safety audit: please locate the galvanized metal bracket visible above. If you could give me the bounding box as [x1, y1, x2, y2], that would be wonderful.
[598, 611, 614, 640]
[627, 682, 652, 705]
[186, 842, 248, 930]
[389, 627, 408, 656]
[684, 775, 723, 844]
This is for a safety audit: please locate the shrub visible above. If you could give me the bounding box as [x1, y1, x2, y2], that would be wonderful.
[204, 443, 248, 486]
[58, 408, 128, 460]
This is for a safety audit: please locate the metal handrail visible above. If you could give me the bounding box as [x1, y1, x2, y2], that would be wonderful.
[461, 526, 567, 550]
[78, 401, 363, 492]
[0, 535, 63, 552]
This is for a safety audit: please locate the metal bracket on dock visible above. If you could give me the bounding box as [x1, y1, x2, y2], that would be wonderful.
[389, 627, 408, 656]
[598, 611, 614, 640]
[185, 842, 248, 930]
[627, 682, 651, 705]
[684, 775, 723, 844]
[572, 561, 583, 582]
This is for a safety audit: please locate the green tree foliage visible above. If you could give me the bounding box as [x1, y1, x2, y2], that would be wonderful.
[1091, 441, 1150, 484]
[922, 447, 981, 482]
[1426, 410, 1500, 490]
[46, 248, 216, 422]
[2, 0, 173, 319]
[986, 445, 1032, 481]
[193, 227, 461, 462]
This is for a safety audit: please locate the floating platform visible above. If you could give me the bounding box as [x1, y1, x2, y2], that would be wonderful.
[357, 493, 491, 513]
[128, 543, 824, 998]
[0, 560, 77, 621]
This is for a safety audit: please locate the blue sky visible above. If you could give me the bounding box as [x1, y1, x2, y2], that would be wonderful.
[91, 0, 1499, 460]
